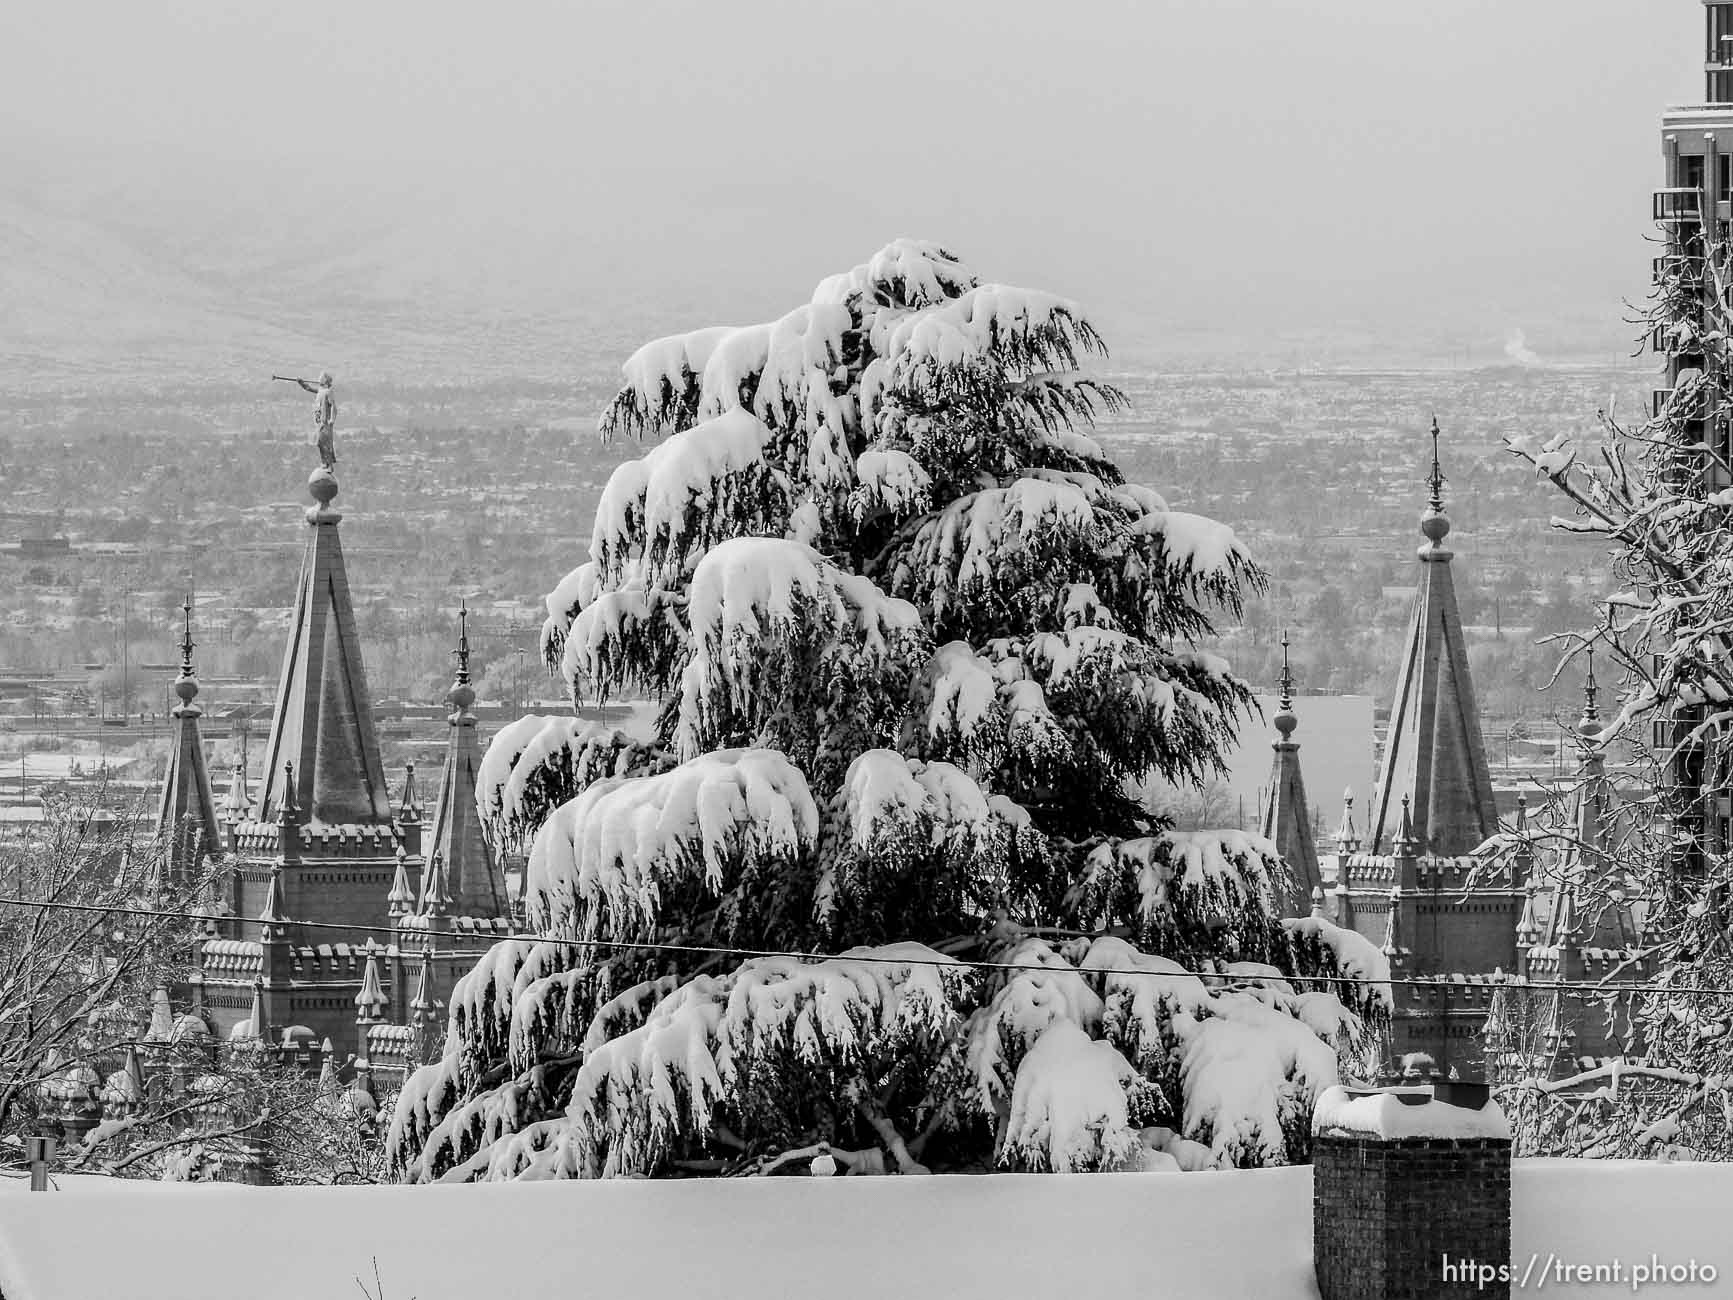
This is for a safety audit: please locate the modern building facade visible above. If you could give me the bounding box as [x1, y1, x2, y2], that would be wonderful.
[1653, 0, 1733, 869]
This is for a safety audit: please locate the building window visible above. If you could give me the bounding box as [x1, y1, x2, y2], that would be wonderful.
[1713, 5, 1733, 63]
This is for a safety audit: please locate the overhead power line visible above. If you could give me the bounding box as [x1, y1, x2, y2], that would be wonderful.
[0, 892, 1723, 998]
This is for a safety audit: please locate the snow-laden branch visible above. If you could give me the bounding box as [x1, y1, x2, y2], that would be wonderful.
[524, 748, 820, 943]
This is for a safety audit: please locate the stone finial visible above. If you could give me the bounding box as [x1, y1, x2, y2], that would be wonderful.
[399, 761, 421, 823]
[259, 862, 289, 930]
[224, 757, 251, 823]
[348, 1069, 380, 1127]
[104, 1045, 147, 1116]
[145, 985, 174, 1043]
[231, 977, 267, 1044]
[1335, 788, 1360, 856]
[277, 761, 298, 825]
[387, 843, 416, 919]
[1382, 885, 1407, 959]
[1516, 875, 1542, 947]
[355, 940, 388, 1024]
[1393, 794, 1421, 858]
[409, 945, 443, 1061]
[420, 850, 452, 918]
[1551, 883, 1582, 947]
[1310, 885, 1326, 917]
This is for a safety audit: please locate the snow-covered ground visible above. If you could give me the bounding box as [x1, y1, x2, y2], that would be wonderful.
[0, 1161, 1726, 1300]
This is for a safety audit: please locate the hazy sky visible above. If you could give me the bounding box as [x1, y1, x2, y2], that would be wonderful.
[0, 1, 1704, 366]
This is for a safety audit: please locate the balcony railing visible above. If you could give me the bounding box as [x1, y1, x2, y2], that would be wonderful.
[1655, 188, 1706, 221]
[1654, 709, 1706, 754]
[1653, 253, 1708, 282]
[1653, 386, 1708, 420]
[1652, 321, 1706, 355]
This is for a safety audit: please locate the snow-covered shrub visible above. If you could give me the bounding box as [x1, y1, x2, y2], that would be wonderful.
[388, 240, 1386, 1182]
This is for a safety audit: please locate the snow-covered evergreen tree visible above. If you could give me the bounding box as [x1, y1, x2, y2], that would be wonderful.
[388, 240, 1389, 1181]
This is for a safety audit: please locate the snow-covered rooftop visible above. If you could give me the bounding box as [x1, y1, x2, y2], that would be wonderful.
[1, 1161, 1729, 1300]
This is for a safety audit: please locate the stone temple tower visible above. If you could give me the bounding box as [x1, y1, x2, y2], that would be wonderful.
[194, 468, 420, 1057]
[1323, 423, 1522, 1079]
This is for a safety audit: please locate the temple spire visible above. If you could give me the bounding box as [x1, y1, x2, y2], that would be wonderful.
[1367, 419, 1499, 857]
[156, 593, 222, 883]
[179, 596, 196, 677]
[454, 597, 472, 686]
[1277, 627, 1295, 712]
[422, 601, 508, 918]
[1260, 629, 1323, 915]
[1426, 414, 1445, 514]
[1578, 644, 1601, 749]
[256, 469, 392, 827]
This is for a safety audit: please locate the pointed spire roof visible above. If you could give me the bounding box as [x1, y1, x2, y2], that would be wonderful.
[1260, 629, 1323, 915]
[257, 469, 392, 828]
[1368, 419, 1500, 858]
[156, 594, 222, 881]
[424, 600, 508, 918]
